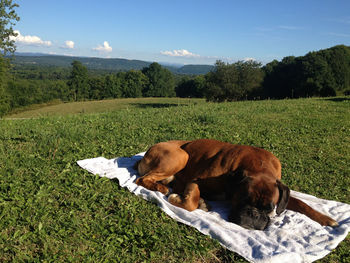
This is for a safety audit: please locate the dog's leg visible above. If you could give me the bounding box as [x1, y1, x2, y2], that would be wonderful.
[136, 172, 173, 195]
[135, 141, 189, 195]
[168, 182, 201, 211]
[287, 196, 338, 227]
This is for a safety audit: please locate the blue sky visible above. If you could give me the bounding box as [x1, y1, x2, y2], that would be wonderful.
[12, 0, 350, 65]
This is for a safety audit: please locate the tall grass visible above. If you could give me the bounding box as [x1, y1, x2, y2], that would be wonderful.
[1, 97, 349, 262]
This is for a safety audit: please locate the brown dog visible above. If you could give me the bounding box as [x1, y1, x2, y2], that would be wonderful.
[135, 139, 338, 230]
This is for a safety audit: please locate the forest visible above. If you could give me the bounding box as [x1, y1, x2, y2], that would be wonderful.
[1, 44, 350, 117]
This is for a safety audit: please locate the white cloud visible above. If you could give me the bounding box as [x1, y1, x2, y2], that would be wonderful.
[10, 30, 52, 47]
[160, 49, 200, 58]
[62, 40, 75, 49]
[243, 57, 256, 62]
[93, 41, 112, 53]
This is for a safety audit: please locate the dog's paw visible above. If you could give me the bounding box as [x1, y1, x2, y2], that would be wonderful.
[156, 184, 170, 195]
[168, 193, 182, 205]
[198, 198, 211, 212]
[321, 216, 339, 227]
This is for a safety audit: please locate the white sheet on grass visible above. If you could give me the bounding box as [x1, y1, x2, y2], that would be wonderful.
[77, 153, 350, 263]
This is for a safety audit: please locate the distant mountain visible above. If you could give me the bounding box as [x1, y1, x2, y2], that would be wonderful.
[12, 54, 152, 71]
[12, 53, 214, 75]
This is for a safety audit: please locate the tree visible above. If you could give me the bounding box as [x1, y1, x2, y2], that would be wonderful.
[142, 62, 176, 97]
[104, 74, 122, 98]
[299, 52, 336, 97]
[262, 56, 300, 99]
[88, 76, 105, 100]
[121, 70, 147, 98]
[204, 60, 263, 102]
[0, 0, 19, 116]
[261, 45, 350, 99]
[0, 0, 19, 56]
[318, 45, 350, 93]
[0, 56, 10, 114]
[67, 61, 89, 101]
[176, 75, 205, 98]
[235, 60, 264, 99]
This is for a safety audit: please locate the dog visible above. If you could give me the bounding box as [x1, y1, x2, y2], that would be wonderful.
[135, 139, 338, 230]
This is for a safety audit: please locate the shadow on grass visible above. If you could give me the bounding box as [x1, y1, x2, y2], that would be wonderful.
[323, 97, 350, 102]
[130, 103, 184, 109]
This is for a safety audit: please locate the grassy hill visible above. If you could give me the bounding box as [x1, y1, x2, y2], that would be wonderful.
[12, 53, 214, 75]
[1, 97, 349, 262]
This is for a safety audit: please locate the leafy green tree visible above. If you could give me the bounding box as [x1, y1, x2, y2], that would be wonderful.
[176, 75, 191, 97]
[176, 75, 205, 98]
[205, 60, 263, 102]
[104, 74, 122, 98]
[142, 62, 176, 97]
[299, 52, 336, 97]
[235, 60, 264, 99]
[88, 75, 123, 100]
[262, 56, 300, 99]
[0, 0, 19, 116]
[67, 60, 89, 101]
[0, 56, 10, 114]
[318, 45, 350, 93]
[7, 79, 41, 108]
[262, 45, 350, 99]
[121, 70, 147, 98]
[50, 80, 70, 101]
[88, 76, 105, 100]
[0, 0, 19, 56]
[205, 61, 238, 102]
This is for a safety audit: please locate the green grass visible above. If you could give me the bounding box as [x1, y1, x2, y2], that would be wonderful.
[4, 97, 202, 119]
[1, 97, 349, 262]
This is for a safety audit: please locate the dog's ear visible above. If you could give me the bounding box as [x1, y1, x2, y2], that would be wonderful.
[276, 180, 290, 215]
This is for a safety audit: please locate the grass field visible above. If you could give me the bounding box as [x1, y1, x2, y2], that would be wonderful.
[4, 97, 202, 119]
[1, 97, 349, 262]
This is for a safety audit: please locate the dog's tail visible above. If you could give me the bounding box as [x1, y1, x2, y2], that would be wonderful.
[287, 196, 338, 227]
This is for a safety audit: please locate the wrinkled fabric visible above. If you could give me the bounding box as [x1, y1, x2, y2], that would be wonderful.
[77, 153, 350, 263]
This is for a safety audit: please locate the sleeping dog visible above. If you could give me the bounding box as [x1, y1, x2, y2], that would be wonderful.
[135, 139, 338, 230]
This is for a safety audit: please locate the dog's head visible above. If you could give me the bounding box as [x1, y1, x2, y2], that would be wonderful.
[227, 170, 290, 230]
[229, 204, 270, 230]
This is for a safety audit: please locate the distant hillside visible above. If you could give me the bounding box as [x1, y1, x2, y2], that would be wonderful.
[176, 64, 214, 75]
[12, 54, 152, 71]
[12, 53, 214, 75]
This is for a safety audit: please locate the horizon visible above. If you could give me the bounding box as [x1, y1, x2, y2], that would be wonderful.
[11, 0, 350, 65]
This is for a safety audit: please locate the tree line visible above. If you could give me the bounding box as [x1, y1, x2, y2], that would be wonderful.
[262, 45, 350, 99]
[67, 60, 176, 101]
[1, 44, 350, 117]
[180, 45, 350, 101]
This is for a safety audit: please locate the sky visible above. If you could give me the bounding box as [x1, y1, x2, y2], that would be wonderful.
[11, 0, 350, 65]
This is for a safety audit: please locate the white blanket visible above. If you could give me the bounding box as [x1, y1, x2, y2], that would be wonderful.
[77, 153, 350, 263]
